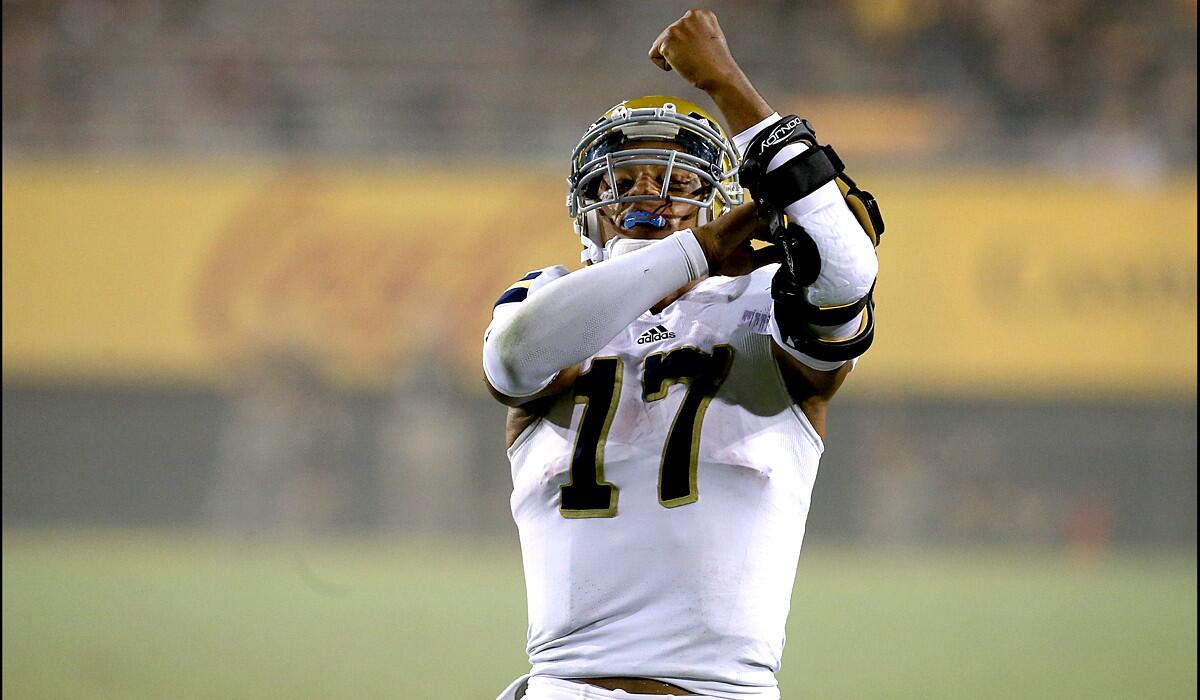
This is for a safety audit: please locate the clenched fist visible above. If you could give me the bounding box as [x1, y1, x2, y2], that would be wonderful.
[648, 10, 772, 135]
[648, 9, 742, 92]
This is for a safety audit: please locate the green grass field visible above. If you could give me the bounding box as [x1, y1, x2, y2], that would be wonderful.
[3, 532, 1196, 700]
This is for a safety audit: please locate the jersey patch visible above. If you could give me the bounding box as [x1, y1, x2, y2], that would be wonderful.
[740, 309, 771, 334]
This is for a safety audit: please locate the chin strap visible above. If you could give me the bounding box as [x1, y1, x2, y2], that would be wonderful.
[581, 234, 603, 263]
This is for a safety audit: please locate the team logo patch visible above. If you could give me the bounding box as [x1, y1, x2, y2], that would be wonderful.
[637, 324, 676, 345]
[741, 309, 771, 333]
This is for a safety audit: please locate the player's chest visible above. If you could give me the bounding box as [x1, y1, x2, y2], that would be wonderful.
[596, 295, 771, 369]
[516, 297, 806, 518]
[566, 300, 774, 441]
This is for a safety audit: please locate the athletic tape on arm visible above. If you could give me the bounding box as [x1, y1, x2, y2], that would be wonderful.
[482, 230, 709, 398]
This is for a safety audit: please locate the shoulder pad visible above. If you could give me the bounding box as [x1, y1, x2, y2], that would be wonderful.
[493, 266, 569, 308]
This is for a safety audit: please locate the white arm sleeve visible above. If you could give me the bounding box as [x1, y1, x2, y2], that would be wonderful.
[482, 229, 709, 398]
[734, 114, 879, 370]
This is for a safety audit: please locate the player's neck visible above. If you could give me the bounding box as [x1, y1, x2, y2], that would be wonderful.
[651, 277, 705, 314]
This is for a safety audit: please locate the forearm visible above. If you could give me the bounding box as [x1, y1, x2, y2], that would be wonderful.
[483, 230, 709, 398]
[704, 73, 774, 136]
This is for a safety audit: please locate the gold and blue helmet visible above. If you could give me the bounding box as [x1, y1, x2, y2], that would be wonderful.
[568, 95, 743, 263]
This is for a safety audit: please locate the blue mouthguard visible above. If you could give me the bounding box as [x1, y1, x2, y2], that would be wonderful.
[622, 211, 667, 230]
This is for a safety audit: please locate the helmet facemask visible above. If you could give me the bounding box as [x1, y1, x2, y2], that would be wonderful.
[568, 99, 743, 263]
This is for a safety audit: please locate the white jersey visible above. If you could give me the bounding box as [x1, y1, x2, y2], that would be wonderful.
[503, 264, 824, 700]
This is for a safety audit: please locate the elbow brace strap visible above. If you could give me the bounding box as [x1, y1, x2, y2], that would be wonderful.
[774, 285, 876, 363]
[758, 145, 844, 211]
[741, 114, 886, 247]
[740, 116, 827, 208]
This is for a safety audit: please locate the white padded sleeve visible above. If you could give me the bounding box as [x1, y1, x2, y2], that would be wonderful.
[735, 114, 878, 370]
[482, 230, 709, 398]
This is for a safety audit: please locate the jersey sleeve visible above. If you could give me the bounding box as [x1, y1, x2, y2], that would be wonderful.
[493, 265, 569, 309]
[486, 265, 570, 333]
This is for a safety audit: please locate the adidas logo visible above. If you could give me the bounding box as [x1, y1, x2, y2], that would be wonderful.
[637, 324, 676, 345]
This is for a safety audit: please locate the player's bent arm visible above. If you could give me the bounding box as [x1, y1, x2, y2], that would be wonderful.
[738, 114, 880, 407]
[652, 6, 880, 323]
[481, 230, 709, 405]
[653, 8, 877, 404]
[485, 365, 580, 409]
[660, 11, 879, 400]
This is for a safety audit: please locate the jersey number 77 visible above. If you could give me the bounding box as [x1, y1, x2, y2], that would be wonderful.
[559, 345, 734, 518]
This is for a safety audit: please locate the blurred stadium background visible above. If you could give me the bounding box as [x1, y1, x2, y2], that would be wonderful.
[2, 0, 1196, 698]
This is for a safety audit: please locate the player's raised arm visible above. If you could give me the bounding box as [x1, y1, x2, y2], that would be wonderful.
[648, 9, 772, 135]
[652, 9, 883, 415]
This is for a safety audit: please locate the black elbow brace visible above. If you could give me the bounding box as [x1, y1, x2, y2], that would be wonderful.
[770, 222, 876, 363]
[742, 116, 882, 363]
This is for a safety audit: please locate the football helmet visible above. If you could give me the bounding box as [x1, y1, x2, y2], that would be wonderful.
[568, 96, 743, 263]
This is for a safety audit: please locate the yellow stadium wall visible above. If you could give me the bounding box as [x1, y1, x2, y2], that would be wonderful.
[3, 163, 1196, 399]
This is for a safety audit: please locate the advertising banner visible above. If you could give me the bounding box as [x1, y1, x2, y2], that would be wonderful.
[4, 165, 1195, 397]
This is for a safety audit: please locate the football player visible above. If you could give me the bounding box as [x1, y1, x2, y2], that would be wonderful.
[484, 10, 882, 700]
